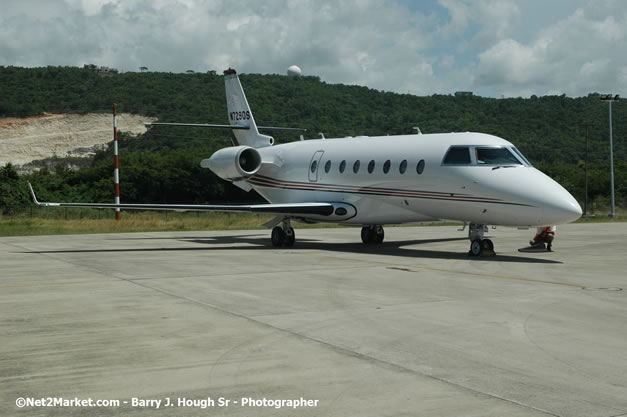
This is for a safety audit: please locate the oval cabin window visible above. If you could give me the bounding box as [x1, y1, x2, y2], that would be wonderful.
[383, 160, 391, 173]
[399, 160, 407, 174]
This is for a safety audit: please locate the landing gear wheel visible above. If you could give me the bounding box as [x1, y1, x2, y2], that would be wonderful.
[361, 227, 374, 244]
[482, 239, 494, 251]
[374, 226, 384, 244]
[470, 239, 483, 256]
[271, 226, 285, 247]
[285, 229, 295, 247]
[361, 226, 384, 244]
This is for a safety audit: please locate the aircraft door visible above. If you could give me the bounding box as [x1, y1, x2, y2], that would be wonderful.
[308, 151, 324, 182]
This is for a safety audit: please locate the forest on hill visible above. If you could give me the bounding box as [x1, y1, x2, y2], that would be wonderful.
[0, 65, 625, 214]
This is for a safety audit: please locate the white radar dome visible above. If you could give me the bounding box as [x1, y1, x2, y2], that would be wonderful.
[287, 65, 302, 76]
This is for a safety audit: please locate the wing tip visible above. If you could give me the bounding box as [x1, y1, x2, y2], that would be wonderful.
[27, 182, 40, 205]
[27, 182, 53, 207]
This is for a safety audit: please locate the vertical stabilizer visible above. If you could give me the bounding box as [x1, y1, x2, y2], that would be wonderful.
[223, 68, 274, 148]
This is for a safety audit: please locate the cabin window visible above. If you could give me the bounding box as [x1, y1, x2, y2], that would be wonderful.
[443, 146, 471, 164]
[368, 160, 375, 173]
[399, 159, 407, 174]
[416, 159, 425, 174]
[476, 147, 522, 165]
[383, 160, 391, 174]
[325, 160, 331, 173]
[353, 160, 360, 173]
[310, 160, 318, 173]
[339, 160, 346, 173]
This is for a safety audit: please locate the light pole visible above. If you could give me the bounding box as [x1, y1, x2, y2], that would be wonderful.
[600, 94, 619, 218]
[580, 123, 591, 216]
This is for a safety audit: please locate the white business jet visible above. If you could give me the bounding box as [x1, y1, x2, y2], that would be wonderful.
[29, 68, 582, 256]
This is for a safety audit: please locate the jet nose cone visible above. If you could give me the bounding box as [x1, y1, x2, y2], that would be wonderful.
[542, 190, 582, 224]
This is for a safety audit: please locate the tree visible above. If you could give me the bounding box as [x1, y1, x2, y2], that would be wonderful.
[0, 66, 624, 209]
[0, 163, 28, 214]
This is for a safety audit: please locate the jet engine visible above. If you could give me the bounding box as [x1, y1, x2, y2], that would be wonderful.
[201, 146, 262, 181]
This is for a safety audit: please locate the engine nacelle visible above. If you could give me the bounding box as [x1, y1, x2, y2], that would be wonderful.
[201, 146, 262, 181]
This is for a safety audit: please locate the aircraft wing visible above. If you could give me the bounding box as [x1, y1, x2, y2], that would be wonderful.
[27, 183, 353, 219]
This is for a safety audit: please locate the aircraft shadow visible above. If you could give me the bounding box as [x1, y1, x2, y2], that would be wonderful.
[25, 234, 561, 264]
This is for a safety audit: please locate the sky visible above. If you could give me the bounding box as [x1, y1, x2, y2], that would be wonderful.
[1, 0, 626, 97]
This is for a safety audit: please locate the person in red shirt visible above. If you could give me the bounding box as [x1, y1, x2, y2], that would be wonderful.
[529, 226, 556, 251]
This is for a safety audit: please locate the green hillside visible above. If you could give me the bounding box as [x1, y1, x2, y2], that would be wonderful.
[0, 65, 625, 214]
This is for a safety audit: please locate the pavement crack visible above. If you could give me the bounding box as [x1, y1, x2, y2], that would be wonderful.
[117, 276, 563, 417]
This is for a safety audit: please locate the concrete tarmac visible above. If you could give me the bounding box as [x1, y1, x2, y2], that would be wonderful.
[1, 223, 626, 417]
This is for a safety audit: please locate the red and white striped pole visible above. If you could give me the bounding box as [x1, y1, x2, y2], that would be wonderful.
[113, 104, 120, 220]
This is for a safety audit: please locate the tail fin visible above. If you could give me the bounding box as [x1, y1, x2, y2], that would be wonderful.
[223, 68, 274, 148]
[146, 69, 305, 145]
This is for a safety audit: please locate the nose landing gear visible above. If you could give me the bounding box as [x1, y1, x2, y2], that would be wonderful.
[468, 223, 495, 257]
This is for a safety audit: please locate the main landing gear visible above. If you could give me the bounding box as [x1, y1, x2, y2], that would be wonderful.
[468, 223, 495, 257]
[361, 225, 384, 244]
[271, 219, 295, 247]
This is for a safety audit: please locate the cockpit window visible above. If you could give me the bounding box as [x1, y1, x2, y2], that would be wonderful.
[510, 147, 532, 166]
[475, 147, 522, 165]
[443, 146, 471, 164]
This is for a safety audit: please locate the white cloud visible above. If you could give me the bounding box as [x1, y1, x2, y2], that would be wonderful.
[580, 59, 611, 78]
[474, 3, 627, 96]
[66, 0, 114, 16]
[472, 0, 520, 47]
[476, 39, 551, 86]
[437, 0, 471, 36]
[0, 0, 442, 95]
[437, 0, 520, 47]
[0, 0, 626, 97]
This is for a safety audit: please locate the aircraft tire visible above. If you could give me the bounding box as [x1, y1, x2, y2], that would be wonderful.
[285, 229, 295, 247]
[361, 227, 373, 244]
[271, 226, 285, 247]
[470, 239, 483, 256]
[482, 239, 494, 251]
[374, 227, 384, 244]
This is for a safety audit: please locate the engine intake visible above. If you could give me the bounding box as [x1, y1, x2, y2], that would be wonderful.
[201, 146, 262, 180]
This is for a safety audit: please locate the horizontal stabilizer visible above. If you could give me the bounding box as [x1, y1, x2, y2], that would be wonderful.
[146, 122, 306, 132]
[146, 122, 249, 130]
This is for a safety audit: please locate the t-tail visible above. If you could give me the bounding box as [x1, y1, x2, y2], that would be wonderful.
[145, 68, 305, 149]
[223, 68, 274, 148]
